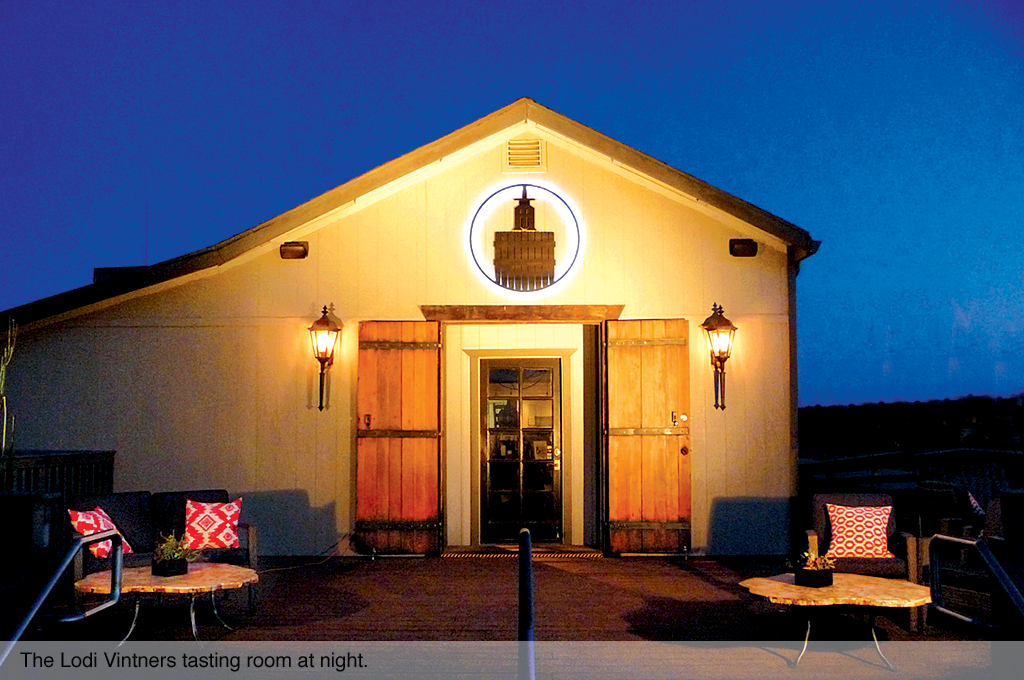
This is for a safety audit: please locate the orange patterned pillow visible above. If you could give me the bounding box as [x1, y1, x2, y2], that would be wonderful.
[68, 507, 134, 558]
[825, 504, 895, 558]
[183, 498, 242, 549]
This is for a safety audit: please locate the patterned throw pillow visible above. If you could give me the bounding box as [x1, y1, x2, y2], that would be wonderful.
[68, 507, 134, 558]
[825, 504, 895, 558]
[183, 498, 242, 549]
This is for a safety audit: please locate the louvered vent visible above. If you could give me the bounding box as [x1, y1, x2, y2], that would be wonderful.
[505, 139, 545, 172]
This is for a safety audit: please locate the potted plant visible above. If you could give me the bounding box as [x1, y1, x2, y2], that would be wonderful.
[152, 534, 199, 576]
[795, 551, 835, 587]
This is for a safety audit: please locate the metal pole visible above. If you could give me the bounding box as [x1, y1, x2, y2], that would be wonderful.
[518, 528, 535, 680]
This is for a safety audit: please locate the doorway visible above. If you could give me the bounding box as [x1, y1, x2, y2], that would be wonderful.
[480, 358, 562, 542]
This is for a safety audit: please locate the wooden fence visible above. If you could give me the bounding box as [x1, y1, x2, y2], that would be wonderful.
[3, 450, 115, 499]
[799, 448, 1022, 507]
[1, 450, 115, 552]
[798, 448, 1022, 536]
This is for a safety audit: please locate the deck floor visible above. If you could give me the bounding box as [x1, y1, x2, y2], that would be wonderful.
[33, 556, 997, 678]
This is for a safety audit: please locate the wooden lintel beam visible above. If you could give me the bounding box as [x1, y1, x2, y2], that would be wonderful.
[419, 304, 625, 323]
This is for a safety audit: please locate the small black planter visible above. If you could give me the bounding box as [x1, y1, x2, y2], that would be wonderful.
[152, 558, 188, 577]
[795, 568, 833, 588]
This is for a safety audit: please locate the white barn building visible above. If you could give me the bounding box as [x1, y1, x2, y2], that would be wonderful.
[4, 99, 819, 556]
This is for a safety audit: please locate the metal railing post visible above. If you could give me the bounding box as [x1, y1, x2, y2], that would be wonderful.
[518, 528, 535, 680]
[929, 533, 1024, 625]
[0, 528, 123, 668]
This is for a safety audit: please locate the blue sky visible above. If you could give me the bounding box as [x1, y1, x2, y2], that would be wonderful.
[1, 0, 1021, 406]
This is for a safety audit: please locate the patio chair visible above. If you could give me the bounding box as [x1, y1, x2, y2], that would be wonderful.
[806, 493, 918, 581]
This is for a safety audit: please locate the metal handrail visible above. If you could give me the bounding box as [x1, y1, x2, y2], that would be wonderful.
[0, 529, 124, 667]
[929, 533, 1024, 625]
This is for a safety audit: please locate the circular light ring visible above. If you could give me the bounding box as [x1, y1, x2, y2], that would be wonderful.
[467, 183, 582, 295]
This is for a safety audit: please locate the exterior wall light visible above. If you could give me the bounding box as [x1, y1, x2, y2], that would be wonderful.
[309, 306, 342, 411]
[280, 241, 309, 259]
[728, 238, 758, 257]
[701, 303, 737, 410]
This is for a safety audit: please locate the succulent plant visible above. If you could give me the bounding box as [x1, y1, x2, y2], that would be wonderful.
[154, 534, 200, 562]
[800, 551, 836, 570]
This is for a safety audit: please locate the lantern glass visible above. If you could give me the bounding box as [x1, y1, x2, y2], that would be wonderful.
[310, 328, 338, 362]
[708, 327, 735, 361]
[308, 307, 341, 364]
[700, 303, 737, 366]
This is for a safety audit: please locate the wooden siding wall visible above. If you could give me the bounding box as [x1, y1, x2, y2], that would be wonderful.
[8, 124, 795, 554]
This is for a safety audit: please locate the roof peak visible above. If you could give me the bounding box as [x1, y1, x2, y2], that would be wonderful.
[3, 98, 816, 328]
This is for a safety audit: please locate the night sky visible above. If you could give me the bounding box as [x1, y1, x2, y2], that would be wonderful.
[1, 0, 1021, 407]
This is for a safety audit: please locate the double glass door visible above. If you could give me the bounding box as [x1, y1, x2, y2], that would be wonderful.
[481, 358, 561, 542]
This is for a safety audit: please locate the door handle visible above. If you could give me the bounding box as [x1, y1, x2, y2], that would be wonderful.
[364, 414, 371, 429]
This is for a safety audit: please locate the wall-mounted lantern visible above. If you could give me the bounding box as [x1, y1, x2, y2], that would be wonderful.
[701, 303, 737, 410]
[309, 306, 342, 411]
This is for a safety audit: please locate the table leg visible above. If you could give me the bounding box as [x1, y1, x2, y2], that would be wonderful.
[791, 611, 895, 672]
[793, 619, 811, 667]
[190, 595, 201, 642]
[868, 613, 896, 672]
[117, 597, 141, 648]
[210, 590, 235, 631]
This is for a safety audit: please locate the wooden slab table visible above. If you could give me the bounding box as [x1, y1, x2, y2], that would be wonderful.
[76, 562, 258, 643]
[739, 573, 931, 670]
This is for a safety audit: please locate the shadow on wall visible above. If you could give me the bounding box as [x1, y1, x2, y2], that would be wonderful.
[708, 497, 793, 555]
[240, 490, 339, 556]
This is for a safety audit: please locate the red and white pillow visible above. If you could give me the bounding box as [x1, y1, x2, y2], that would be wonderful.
[183, 498, 242, 549]
[68, 507, 134, 558]
[825, 503, 895, 558]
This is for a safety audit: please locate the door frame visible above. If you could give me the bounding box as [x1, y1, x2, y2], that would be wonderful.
[443, 323, 592, 547]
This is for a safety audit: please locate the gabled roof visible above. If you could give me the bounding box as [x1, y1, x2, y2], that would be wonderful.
[3, 97, 818, 328]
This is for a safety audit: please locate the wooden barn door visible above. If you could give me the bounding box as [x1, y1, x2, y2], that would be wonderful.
[356, 321, 441, 554]
[606, 319, 691, 554]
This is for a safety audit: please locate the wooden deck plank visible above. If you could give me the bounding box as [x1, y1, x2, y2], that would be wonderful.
[60, 555, 990, 680]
